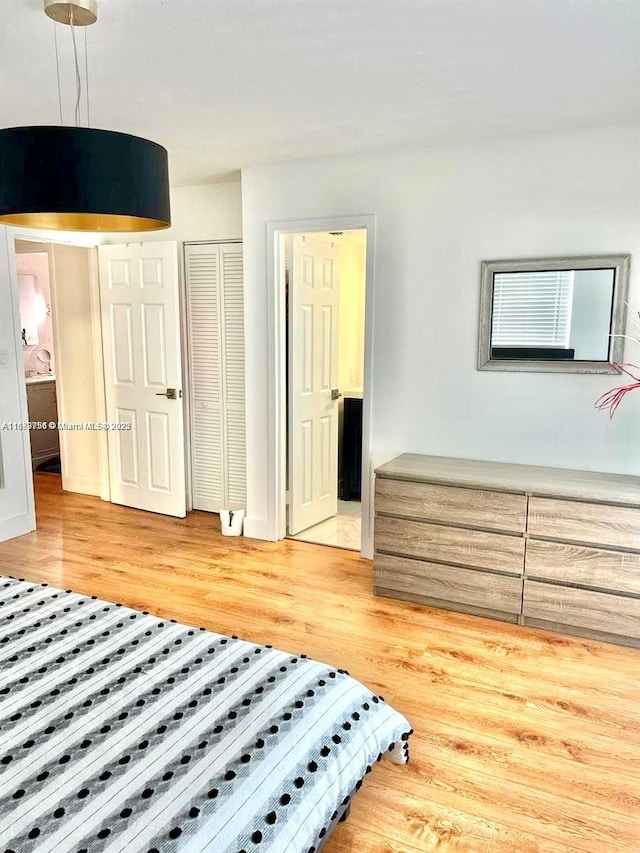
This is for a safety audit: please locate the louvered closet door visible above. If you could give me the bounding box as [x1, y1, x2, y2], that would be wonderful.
[220, 243, 247, 506]
[186, 245, 224, 510]
[186, 242, 246, 512]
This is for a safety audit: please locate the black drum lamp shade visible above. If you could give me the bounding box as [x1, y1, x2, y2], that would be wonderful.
[0, 126, 171, 232]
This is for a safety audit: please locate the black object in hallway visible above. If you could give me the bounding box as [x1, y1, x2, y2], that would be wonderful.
[342, 397, 362, 501]
[36, 455, 61, 475]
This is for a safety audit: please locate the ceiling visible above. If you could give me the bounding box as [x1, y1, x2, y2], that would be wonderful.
[2, 0, 639, 186]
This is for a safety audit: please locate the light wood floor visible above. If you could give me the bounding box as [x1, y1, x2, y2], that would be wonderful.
[1, 475, 639, 853]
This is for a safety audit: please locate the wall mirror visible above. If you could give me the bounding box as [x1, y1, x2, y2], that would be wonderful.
[478, 254, 631, 373]
[18, 274, 41, 345]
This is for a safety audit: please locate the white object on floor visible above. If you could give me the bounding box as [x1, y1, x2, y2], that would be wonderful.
[220, 508, 245, 536]
[291, 500, 361, 551]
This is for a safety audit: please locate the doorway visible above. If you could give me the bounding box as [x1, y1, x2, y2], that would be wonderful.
[0, 232, 228, 539]
[15, 243, 60, 476]
[12, 237, 107, 502]
[285, 229, 367, 551]
[9, 238, 193, 527]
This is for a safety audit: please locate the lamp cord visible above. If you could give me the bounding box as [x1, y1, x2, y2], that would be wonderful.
[69, 8, 82, 128]
[84, 27, 90, 128]
[53, 20, 63, 125]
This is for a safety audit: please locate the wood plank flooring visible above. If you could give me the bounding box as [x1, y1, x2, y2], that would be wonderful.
[0, 474, 639, 853]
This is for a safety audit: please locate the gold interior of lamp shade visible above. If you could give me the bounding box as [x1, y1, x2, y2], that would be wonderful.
[0, 211, 171, 232]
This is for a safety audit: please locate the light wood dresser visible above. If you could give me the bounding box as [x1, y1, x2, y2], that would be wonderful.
[374, 454, 640, 648]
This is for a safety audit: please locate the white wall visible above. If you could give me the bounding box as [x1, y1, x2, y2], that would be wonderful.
[103, 181, 243, 245]
[50, 244, 102, 497]
[0, 230, 35, 542]
[242, 123, 640, 541]
[337, 235, 366, 392]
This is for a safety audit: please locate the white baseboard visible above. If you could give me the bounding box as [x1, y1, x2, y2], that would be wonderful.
[62, 475, 101, 497]
[361, 537, 373, 560]
[31, 451, 59, 470]
[0, 511, 36, 544]
[243, 517, 278, 541]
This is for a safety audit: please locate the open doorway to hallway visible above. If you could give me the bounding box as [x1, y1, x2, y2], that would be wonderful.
[13, 238, 104, 501]
[285, 229, 367, 551]
[15, 243, 60, 477]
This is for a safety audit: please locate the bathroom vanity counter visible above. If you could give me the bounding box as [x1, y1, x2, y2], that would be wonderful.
[25, 378, 59, 469]
[343, 386, 363, 399]
[26, 374, 56, 385]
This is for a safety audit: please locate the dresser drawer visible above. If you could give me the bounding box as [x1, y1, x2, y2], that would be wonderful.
[526, 538, 640, 595]
[375, 553, 523, 616]
[528, 496, 640, 550]
[376, 477, 527, 533]
[375, 516, 524, 574]
[523, 579, 640, 641]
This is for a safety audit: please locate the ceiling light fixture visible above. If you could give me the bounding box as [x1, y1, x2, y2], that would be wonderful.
[0, 0, 171, 232]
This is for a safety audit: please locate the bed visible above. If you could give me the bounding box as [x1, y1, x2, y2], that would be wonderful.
[0, 575, 412, 852]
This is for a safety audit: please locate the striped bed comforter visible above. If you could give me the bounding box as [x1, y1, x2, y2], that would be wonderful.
[0, 575, 411, 853]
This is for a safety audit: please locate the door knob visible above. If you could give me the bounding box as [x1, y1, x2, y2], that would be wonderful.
[331, 389, 342, 401]
[155, 388, 181, 399]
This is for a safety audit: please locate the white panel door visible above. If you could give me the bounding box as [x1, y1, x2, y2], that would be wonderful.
[0, 228, 35, 543]
[288, 236, 340, 534]
[98, 242, 186, 517]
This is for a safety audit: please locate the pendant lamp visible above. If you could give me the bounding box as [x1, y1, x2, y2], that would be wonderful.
[0, 1, 171, 232]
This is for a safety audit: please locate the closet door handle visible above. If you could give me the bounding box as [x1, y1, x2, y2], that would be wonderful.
[155, 388, 182, 400]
